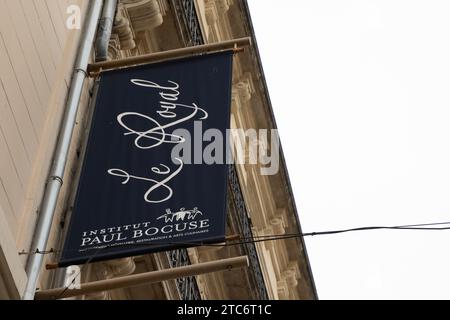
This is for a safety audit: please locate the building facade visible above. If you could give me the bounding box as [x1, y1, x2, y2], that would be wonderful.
[0, 0, 316, 300]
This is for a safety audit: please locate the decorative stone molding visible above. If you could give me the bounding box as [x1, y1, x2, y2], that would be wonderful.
[113, 4, 136, 50]
[187, 248, 200, 264]
[157, 0, 170, 14]
[83, 258, 135, 300]
[202, 0, 234, 42]
[287, 262, 302, 281]
[217, 0, 233, 12]
[275, 263, 301, 299]
[204, 0, 232, 25]
[283, 269, 298, 288]
[270, 217, 286, 235]
[121, 0, 167, 32]
[204, 0, 219, 26]
[83, 264, 110, 300]
[277, 266, 300, 300]
[277, 279, 289, 300]
[108, 34, 122, 60]
[103, 257, 137, 277]
[257, 226, 274, 237]
[233, 72, 255, 104]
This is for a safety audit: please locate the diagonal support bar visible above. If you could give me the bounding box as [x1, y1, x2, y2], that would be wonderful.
[35, 256, 249, 300]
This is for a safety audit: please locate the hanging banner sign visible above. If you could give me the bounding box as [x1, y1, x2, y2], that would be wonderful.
[59, 51, 233, 267]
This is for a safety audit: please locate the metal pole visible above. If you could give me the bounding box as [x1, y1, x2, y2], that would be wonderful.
[35, 256, 249, 300]
[22, 0, 104, 300]
[87, 37, 252, 75]
[94, 0, 118, 62]
[53, 0, 118, 292]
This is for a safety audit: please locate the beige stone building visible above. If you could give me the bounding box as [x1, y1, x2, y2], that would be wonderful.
[0, 0, 316, 300]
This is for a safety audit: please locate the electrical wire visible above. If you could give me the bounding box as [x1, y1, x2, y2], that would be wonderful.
[35, 220, 450, 300]
[21, 221, 450, 256]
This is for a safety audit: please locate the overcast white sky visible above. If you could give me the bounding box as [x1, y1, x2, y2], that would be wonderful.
[247, 0, 450, 299]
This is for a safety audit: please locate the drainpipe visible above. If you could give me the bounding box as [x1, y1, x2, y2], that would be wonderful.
[52, 0, 119, 294]
[22, 0, 104, 300]
[95, 0, 118, 62]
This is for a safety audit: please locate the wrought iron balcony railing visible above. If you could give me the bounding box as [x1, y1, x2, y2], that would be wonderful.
[228, 165, 269, 300]
[166, 0, 268, 300]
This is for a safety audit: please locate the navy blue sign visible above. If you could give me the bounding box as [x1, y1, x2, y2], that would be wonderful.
[59, 52, 233, 267]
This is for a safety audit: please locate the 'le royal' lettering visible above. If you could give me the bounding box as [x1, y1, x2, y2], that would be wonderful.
[107, 80, 208, 204]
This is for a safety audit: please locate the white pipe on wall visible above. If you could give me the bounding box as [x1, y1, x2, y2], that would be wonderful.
[22, 0, 104, 300]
